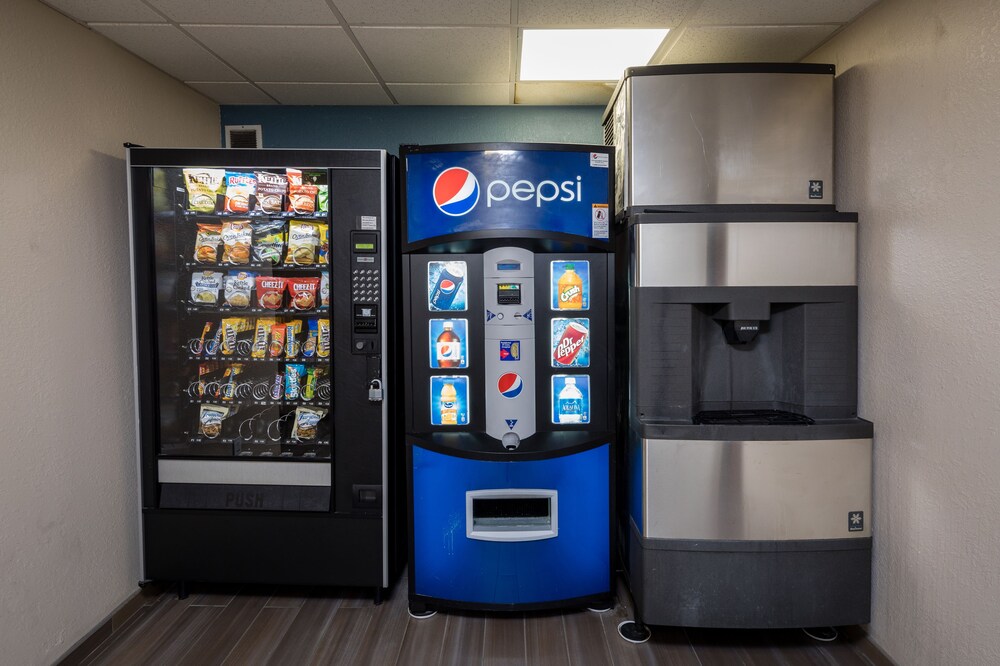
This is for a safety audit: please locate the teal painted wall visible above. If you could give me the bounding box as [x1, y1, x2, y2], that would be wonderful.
[220, 105, 605, 154]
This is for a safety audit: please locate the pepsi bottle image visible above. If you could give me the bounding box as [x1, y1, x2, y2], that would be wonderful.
[428, 261, 467, 311]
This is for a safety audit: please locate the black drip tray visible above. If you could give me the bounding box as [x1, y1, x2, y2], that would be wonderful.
[693, 410, 815, 426]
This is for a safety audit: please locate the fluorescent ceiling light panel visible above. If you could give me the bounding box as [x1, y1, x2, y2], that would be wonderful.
[519, 29, 669, 81]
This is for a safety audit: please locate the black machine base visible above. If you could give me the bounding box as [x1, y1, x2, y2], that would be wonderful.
[144, 510, 388, 589]
[628, 522, 871, 629]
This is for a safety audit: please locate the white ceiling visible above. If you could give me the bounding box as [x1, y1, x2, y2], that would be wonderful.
[39, 0, 879, 106]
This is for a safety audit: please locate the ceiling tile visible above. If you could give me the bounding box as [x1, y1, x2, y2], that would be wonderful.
[184, 26, 374, 83]
[389, 83, 510, 105]
[664, 25, 839, 64]
[514, 81, 615, 105]
[39, 0, 165, 22]
[259, 83, 392, 105]
[89, 24, 241, 81]
[354, 27, 510, 83]
[518, 0, 697, 27]
[337, 0, 510, 26]
[688, 0, 877, 26]
[185, 82, 276, 104]
[354, 28, 510, 83]
[148, 0, 337, 25]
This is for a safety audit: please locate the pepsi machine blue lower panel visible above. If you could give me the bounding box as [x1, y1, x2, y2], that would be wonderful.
[411, 443, 610, 606]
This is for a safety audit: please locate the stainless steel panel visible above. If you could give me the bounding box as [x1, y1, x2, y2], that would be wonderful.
[379, 150, 389, 587]
[634, 222, 856, 287]
[627, 72, 833, 207]
[641, 438, 872, 540]
[158, 459, 331, 486]
[126, 149, 145, 581]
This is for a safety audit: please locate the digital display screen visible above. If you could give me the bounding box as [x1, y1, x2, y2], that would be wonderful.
[355, 242, 375, 251]
[497, 282, 521, 305]
[497, 262, 520, 271]
[352, 232, 377, 253]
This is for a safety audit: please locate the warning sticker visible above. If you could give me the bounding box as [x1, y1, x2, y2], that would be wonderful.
[592, 204, 609, 239]
[589, 152, 609, 168]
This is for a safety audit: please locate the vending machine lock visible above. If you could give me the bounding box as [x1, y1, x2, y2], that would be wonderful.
[368, 379, 384, 402]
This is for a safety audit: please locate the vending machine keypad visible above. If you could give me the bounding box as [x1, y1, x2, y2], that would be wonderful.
[351, 230, 381, 354]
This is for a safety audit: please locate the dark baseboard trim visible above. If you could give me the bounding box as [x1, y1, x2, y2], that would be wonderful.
[55, 584, 163, 665]
[840, 625, 898, 666]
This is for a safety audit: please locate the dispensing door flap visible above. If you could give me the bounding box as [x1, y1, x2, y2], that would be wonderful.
[466, 489, 558, 542]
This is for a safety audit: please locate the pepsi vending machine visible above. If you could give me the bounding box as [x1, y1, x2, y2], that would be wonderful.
[400, 143, 615, 614]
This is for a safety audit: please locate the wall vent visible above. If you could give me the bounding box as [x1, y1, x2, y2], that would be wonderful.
[225, 125, 262, 149]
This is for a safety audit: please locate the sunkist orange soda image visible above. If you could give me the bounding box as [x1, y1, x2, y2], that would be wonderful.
[557, 263, 583, 309]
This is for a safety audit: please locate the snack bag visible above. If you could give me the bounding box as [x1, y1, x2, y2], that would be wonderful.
[251, 220, 285, 265]
[220, 363, 244, 401]
[251, 317, 276, 359]
[317, 319, 331, 358]
[184, 168, 225, 213]
[288, 277, 320, 311]
[190, 271, 223, 304]
[291, 407, 326, 440]
[320, 272, 329, 307]
[224, 271, 256, 309]
[302, 319, 318, 358]
[255, 276, 286, 310]
[284, 319, 303, 358]
[198, 404, 229, 439]
[285, 220, 319, 265]
[270, 372, 283, 400]
[285, 364, 306, 400]
[302, 367, 317, 401]
[221, 221, 252, 264]
[268, 324, 286, 358]
[223, 171, 255, 214]
[205, 324, 223, 356]
[254, 171, 287, 213]
[197, 363, 213, 397]
[317, 185, 329, 213]
[192, 321, 213, 356]
[286, 168, 318, 214]
[194, 223, 222, 263]
[316, 223, 329, 265]
[220, 317, 252, 356]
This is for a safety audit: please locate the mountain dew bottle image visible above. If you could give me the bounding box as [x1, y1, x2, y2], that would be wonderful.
[556, 377, 584, 424]
[440, 381, 458, 425]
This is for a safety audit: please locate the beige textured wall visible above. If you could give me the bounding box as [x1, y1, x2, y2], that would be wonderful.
[0, 0, 218, 662]
[807, 0, 1000, 664]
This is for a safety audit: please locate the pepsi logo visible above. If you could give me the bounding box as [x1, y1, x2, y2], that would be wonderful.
[433, 167, 480, 217]
[438, 279, 456, 295]
[497, 373, 523, 399]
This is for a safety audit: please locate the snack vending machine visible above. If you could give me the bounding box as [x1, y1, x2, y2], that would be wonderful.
[400, 143, 616, 614]
[127, 147, 401, 597]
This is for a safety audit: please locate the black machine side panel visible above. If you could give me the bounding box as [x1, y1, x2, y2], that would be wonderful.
[628, 521, 871, 628]
[144, 511, 382, 586]
[631, 286, 859, 421]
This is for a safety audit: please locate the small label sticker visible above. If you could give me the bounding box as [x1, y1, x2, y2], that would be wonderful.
[809, 180, 824, 199]
[589, 152, 609, 168]
[499, 340, 520, 361]
[486, 310, 496, 322]
[356, 256, 375, 263]
[505, 419, 518, 430]
[360, 215, 378, 230]
[592, 204, 609, 239]
[848, 511, 864, 532]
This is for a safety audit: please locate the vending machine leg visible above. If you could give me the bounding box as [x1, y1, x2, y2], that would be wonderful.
[176, 581, 189, 601]
[373, 586, 385, 606]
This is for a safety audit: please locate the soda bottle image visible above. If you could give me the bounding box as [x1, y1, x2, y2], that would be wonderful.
[556, 377, 584, 424]
[440, 382, 459, 425]
[557, 264, 583, 310]
[436, 322, 462, 368]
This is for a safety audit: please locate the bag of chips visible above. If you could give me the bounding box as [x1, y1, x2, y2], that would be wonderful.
[254, 171, 287, 213]
[255, 276, 286, 310]
[221, 221, 252, 264]
[191, 271, 223, 304]
[198, 404, 229, 439]
[223, 171, 255, 214]
[320, 272, 329, 307]
[286, 169, 318, 214]
[194, 223, 222, 263]
[224, 271, 255, 309]
[184, 169, 225, 213]
[251, 220, 285, 265]
[285, 220, 319, 265]
[288, 277, 320, 311]
[317, 185, 329, 213]
[291, 406, 326, 440]
[316, 223, 329, 265]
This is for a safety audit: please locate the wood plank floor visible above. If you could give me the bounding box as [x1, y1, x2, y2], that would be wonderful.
[68, 572, 894, 666]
